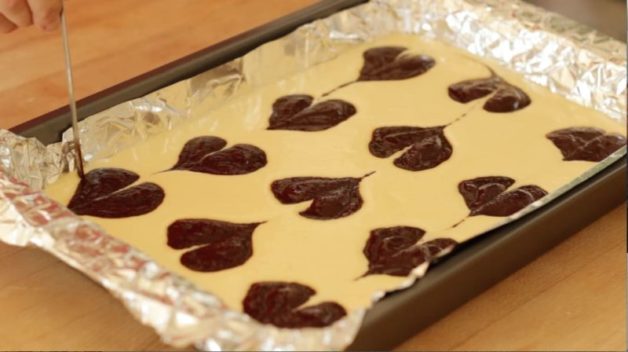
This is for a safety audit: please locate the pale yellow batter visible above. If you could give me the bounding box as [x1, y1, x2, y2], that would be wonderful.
[45, 34, 626, 313]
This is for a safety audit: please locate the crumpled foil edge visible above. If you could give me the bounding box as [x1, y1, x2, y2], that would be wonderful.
[0, 168, 365, 350]
[0, 0, 626, 350]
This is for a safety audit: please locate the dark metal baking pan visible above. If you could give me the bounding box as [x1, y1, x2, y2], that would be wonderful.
[10, 0, 626, 350]
[11, 0, 369, 145]
[349, 158, 626, 350]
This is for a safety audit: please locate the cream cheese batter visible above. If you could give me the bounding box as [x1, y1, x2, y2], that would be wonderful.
[45, 34, 626, 314]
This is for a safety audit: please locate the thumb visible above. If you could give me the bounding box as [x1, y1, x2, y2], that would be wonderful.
[27, 0, 62, 31]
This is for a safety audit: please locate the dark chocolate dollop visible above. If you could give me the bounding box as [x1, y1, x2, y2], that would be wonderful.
[448, 72, 531, 113]
[369, 126, 453, 171]
[363, 226, 457, 276]
[167, 219, 262, 272]
[68, 168, 164, 218]
[458, 176, 515, 211]
[170, 136, 267, 175]
[271, 174, 372, 220]
[546, 127, 626, 162]
[359, 46, 436, 81]
[267, 95, 357, 131]
[243, 281, 347, 328]
[458, 176, 547, 217]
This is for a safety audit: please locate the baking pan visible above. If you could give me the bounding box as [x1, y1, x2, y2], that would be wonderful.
[10, 0, 626, 350]
[11, 0, 369, 145]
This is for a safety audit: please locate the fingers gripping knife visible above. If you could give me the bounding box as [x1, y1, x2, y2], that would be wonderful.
[60, 9, 85, 178]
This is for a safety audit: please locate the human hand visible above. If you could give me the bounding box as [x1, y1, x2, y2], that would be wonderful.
[0, 0, 63, 33]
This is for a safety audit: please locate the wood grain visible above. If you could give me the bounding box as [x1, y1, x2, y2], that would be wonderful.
[0, 0, 625, 350]
[526, 0, 626, 41]
[0, 0, 320, 129]
[397, 205, 626, 351]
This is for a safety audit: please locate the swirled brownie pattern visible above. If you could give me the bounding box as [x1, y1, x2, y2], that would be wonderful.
[47, 34, 626, 329]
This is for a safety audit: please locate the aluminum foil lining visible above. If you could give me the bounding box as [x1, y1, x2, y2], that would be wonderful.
[0, 0, 625, 350]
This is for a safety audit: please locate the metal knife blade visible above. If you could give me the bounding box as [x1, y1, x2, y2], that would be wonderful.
[60, 9, 85, 179]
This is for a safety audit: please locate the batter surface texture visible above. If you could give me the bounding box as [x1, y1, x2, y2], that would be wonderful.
[46, 34, 626, 323]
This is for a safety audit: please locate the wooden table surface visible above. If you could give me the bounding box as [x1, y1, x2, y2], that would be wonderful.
[0, 0, 625, 350]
